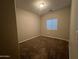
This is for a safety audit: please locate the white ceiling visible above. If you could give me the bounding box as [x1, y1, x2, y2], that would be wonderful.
[15, 0, 71, 15]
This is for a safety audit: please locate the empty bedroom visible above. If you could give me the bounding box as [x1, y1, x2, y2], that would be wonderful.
[0, 0, 77, 59]
[15, 0, 72, 59]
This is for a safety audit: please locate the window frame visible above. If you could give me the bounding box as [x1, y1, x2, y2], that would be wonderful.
[46, 18, 58, 30]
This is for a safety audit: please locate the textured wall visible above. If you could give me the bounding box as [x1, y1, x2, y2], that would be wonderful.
[40, 7, 70, 40]
[16, 8, 40, 42]
[69, 0, 78, 59]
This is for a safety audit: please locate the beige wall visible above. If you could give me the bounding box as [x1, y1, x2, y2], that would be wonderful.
[40, 7, 70, 41]
[69, 0, 78, 59]
[16, 8, 40, 42]
[0, 0, 19, 59]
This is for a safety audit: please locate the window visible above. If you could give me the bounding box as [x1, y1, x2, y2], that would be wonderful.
[47, 18, 58, 30]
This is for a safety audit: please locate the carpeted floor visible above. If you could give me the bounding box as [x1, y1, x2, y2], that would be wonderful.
[20, 36, 69, 59]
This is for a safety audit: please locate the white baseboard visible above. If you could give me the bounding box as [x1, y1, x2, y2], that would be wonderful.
[41, 35, 69, 42]
[19, 35, 69, 43]
[18, 35, 40, 43]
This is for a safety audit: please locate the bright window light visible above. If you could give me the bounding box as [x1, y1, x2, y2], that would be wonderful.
[47, 18, 58, 30]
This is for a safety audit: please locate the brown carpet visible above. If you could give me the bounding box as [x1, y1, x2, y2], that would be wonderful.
[20, 36, 69, 59]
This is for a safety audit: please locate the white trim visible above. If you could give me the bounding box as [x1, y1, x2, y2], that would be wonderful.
[18, 35, 69, 43]
[41, 35, 69, 42]
[18, 35, 40, 43]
